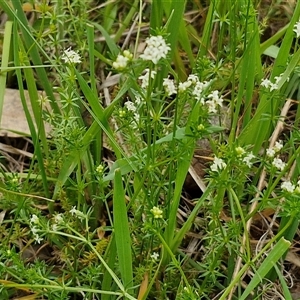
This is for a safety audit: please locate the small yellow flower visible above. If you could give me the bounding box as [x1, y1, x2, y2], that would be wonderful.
[150, 206, 163, 219]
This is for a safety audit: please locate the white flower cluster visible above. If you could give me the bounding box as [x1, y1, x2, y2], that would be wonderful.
[124, 100, 140, 123]
[235, 147, 255, 168]
[140, 35, 171, 64]
[30, 214, 43, 244]
[150, 206, 163, 219]
[163, 77, 177, 96]
[139, 69, 156, 89]
[281, 180, 300, 194]
[62, 47, 82, 64]
[266, 140, 286, 171]
[52, 213, 64, 231]
[206, 90, 223, 113]
[294, 20, 300, 38]
[178, 74, 223, 113]
[266, 140, 283, 157]
[210, 157, 227, 172]
[112, 50, 133, 70]
[261, 74, 283, 91]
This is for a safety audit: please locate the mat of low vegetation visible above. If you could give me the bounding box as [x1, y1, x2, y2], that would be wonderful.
[0, 1, 300, 299]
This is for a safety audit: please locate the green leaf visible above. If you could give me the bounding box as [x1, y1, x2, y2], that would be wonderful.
[239, 238, 291, 300]
[113, 169, 133, 291]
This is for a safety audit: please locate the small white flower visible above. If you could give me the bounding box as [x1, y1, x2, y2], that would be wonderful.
[293, 21, 300, 38]
[274, 75, 283, 84]
[269, 82, 279, 91]
[281, 181, 295, 193]
[62, 47, 81, 64]
[242, 152, 255, 167]
[150, 252, 159, 261]
[31, 226, 39, 235]
[112, 51, 133, 70]
[30, 214, 39, 225]
[272, 157, 286, 171]
[140, 35, 170, 64]
[112, 54, 129, 70]
[178, 80, 192, 92]
[261, 78, 271, 88]
[261, 78, 279, 91]
[187, 74, 199, 84]
[210, 157, 227, 172]
[150, 206, 163, 219]
[53, 213, 64, 224]
[69, 207, 85, 220]
[266, 148, 275, 157]
[273, 140, 283, 152]
[124, 101, 137, 112]
[139, 69, 156, 89]
[69, 206, 77, 216]
[205, 90, 223, 113]
[163, 77, 177, 96]
[33, 234, 43, 244]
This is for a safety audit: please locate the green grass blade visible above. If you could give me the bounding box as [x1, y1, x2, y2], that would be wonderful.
[13, 26, 50, 199]
[113, 169, 133, 291]
[0, 21, 13, 125]
[2, 0, 60, 114]
[274, 264, 293, 300]
[101, 235, 118, 300]
[239, 238, 291, 300]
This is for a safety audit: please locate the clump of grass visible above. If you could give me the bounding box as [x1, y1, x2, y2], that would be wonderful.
[0, 0, 300, 299]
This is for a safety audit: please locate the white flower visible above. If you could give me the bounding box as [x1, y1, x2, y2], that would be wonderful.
[62, 47, 81, 64]
[124, 101, 137, 112]
[272, 157, 286, 171]
[138, 69, 156, 89]
[150, 252, 159, 261]
[33, 234, 43, 244]
[163, 77, 177, 96]
[260, 78, 278, 91]
[69, 207, 85, 220]
[150, 206, 163, 219]
[112, 54, 129, 70]
[210, 157, 227, 172]
[206, 90, 223, 113]
[178, 80, 192, 92]
[261, 78, 271, 88]
[69, 206, 77, 216]
[112, 51, 133, 70]
[273, 140, 283, 152]
[274, 75, 283, 84]
[242, 152, 255, 167]
[30, 214, 39, 225]
[31, 226, 39, 235]
[269, 82, 279, 91]
[281, 181, 295, 193]
[53, 213, 64, 224]
[187, 74, 199, 84]
[266, 148, 275, 157]
[140, 35, 170, 64]
[293, 21, 300, 38]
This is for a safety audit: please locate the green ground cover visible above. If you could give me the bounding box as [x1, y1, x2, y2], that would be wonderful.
[0, 0, 300, 299]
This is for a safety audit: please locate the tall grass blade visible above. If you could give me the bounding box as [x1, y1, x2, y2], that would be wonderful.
[239, 238, 291, 300]
[113, 169, 133, 291]
[0, 21, 12, 125]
